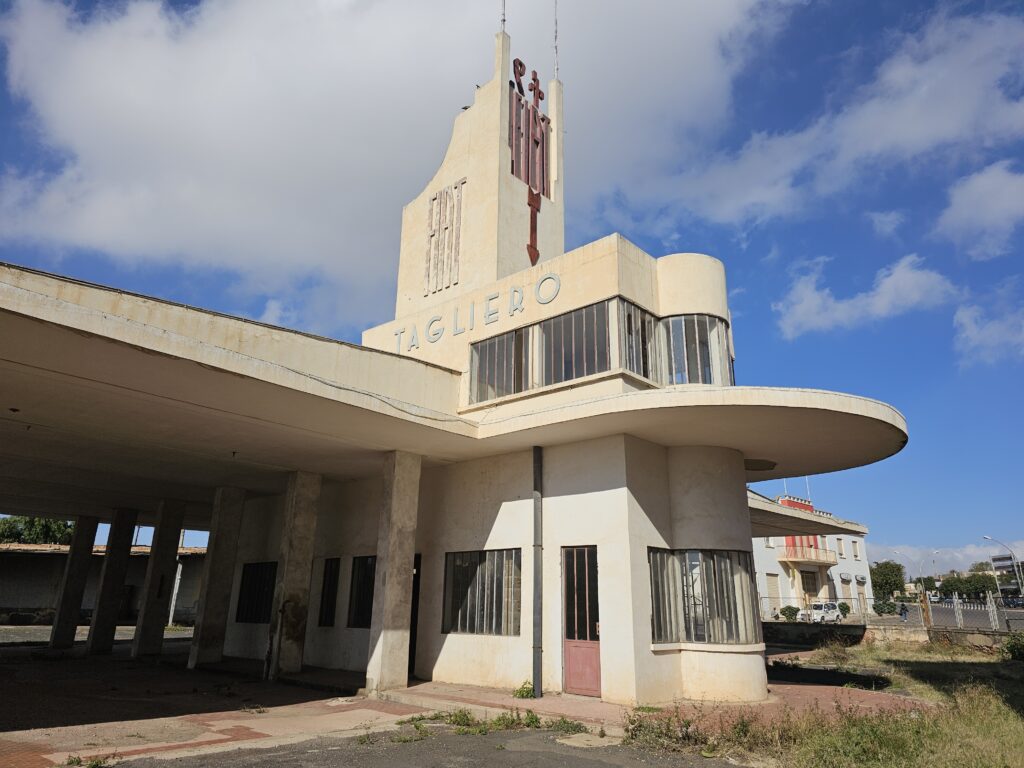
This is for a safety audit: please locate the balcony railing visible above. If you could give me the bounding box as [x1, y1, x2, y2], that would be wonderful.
[779, 546, 839, 566]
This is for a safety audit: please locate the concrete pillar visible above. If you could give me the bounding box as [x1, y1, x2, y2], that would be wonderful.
[188, 487, 245, 669]
[86, 508, 138, 654]
[666, 447, 767, 703]
[268, 471, 322, 677]
[132, 500, 185, 657]
[366, 451, 422, 693]
[49, 515, 100, 649]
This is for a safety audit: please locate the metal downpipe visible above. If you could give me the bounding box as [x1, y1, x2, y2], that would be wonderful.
[532, 445, 544, 698]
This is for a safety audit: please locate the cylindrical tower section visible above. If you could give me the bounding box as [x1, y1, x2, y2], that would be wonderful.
[665, 446, 767, 702]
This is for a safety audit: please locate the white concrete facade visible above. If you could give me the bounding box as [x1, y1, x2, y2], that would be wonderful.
[751, 495, 875, 618]
[0, 31, 907, 705]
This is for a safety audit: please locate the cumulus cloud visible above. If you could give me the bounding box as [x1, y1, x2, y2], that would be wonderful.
[936, 160, 1024, 260]
[954, 301, 1024, 365]
[773, 254, 958, 339]
[866, 210, 905, 238]
[0, 0, 790, 333]
[871, 541, 1024, 579]
[675, 11, 1024, 225]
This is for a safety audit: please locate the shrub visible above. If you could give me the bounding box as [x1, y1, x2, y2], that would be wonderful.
[780, 605, 800, 622]
[837, 602, 851, 618]
[873, 600, 896, 616]
[1002, 631, 1024, 662]
[512, 679, 535, 699]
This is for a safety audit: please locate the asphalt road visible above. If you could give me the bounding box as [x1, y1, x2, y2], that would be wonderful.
[928, 604, 1024, 631]
[131, 728, 727, 768]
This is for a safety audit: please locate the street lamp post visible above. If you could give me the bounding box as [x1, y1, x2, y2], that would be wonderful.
[983, 536, 1023, 596]
[894, 549, 939, 595]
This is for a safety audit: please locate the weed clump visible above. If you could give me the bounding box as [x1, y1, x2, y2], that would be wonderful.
[512, 680, 535, 699]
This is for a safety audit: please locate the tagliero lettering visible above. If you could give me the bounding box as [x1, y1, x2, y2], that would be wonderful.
[394, 273, 561, 352]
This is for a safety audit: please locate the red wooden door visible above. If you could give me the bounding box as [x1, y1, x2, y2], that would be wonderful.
[563, 545, 600, 697]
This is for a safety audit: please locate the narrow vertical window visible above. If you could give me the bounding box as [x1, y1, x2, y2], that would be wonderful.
[347, 555, 377, 629]
[318, 557, 341, 627]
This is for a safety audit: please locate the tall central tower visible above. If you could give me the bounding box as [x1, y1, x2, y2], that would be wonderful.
[393, 33, 565, 320]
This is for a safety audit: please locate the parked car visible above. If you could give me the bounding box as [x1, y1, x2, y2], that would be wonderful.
[799, 602, 843, 623]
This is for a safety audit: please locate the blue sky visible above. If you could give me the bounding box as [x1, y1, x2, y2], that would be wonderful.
[0, 1, 1022, 573]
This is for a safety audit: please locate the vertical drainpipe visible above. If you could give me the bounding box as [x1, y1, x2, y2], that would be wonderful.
[532, 446, 544, 698]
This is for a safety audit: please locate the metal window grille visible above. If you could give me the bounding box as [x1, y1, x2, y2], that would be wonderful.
[649, 549, 761, 645]
[347, 555, 377, 629]
[442, 549, 522, 635]
[235, 561, 277, 624]
[318, 557, 341, 627]
[469, 301, 611, 403]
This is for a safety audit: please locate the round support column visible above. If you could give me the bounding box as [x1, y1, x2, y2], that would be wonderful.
[667, 446, 768, 702]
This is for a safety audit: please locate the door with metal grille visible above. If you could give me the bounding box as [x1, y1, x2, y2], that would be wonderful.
[562, 545, 600, 697]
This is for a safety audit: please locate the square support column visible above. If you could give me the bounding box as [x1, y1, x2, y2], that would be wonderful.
[188, 487, 246, 669]
[49, 515, 99, 649]
[366, 451, 422, 693]
[86, 508, 138, 654]
[268, 471, 322, 678]
[132, 500, 185, 657]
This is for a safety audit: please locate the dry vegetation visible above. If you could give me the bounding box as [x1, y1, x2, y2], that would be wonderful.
[623, 639, 1024, 768]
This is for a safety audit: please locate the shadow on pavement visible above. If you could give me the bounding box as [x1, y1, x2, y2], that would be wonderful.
[0, 641, 351, 733]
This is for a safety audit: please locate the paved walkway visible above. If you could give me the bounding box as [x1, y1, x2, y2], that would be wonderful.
[384, 674, 921, 737]
[0, 642, 924, 767]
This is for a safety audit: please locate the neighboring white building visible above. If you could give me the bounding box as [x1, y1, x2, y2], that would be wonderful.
[0, 32, 907, 705]
[750, 495, 874, 618]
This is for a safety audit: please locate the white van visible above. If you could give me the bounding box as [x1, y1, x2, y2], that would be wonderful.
[799, 602, 843, 623]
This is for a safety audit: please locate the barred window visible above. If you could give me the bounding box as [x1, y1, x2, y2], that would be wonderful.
[648, 549, 760, 645]
[442, 549, 522, 635]
[318, 557, 341, 627]
[235, 561, 277, 624]
[470, 302, 611, 403]
[347, 555, 376, 629]
[468, 298, 734, 404]
[661, 313, 733, 385]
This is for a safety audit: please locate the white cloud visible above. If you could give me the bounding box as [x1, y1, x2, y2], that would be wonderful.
[773, 254, 958, 339]
[871, 541, 1024, 578]
[0, 0, 790, 333]
[866, 210, 905, 238]
[675, 11, 1024, 225]
[954, 301, 1024, 365]
[936, 160, 1024, 260]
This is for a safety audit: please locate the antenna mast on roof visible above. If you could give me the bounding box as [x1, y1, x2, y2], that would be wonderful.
[501, 0, 506, 31]
[804, 476, 812, 504]
[553, 0, 559, 79]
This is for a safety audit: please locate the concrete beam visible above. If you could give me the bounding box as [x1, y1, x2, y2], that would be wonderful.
[366, 451, 422, 693]
[49, 515, 99, 649]
[188, 487, 246, 668]
[268, 471, 322, 677]
[85, 508, 138, 654]
[132, 500, 185, 657]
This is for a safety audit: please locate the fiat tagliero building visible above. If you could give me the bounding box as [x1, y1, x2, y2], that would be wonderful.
[0, 33, 907, 705]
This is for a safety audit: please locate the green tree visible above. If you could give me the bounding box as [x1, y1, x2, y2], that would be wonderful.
[0, 515, 74, 545]
[870, 560, 906, 599]
[969, 561, 992, 573]
[918, 575, 937, 592]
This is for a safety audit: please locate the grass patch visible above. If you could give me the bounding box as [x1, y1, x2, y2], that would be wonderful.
[64, 756, 117, 768]
[390, 721, 430, 743]
[394, 707, 577, 737]
[626, 640, 1024, 767]
[546, 716, 588, 734]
